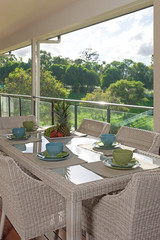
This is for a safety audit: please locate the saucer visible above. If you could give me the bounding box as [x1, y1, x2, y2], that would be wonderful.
[26, 127, 38, 132]
[103, 157, 140, 170]
[37, 151, 70, 161]
[93, 141, 120, 150]
[7, 134, 31, 140]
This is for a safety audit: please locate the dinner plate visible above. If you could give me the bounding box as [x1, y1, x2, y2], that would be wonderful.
[93, 141, 121, 150]
[103, 157, 140, 170]
[37, 151, 70, 161]
[7, 134, 31, 140]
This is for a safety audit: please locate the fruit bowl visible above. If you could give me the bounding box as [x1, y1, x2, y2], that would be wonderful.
[44, 126, 71, 139]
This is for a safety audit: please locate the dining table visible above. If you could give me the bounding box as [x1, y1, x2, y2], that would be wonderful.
[0, 130, 160, 240]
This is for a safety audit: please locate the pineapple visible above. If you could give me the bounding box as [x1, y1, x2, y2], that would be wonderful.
[54, 100, 71, 136]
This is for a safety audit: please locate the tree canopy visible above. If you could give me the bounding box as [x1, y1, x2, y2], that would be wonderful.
[1, 67, 69, 98]
[0, 50, 153, 107]
[108, 79, 146, 105]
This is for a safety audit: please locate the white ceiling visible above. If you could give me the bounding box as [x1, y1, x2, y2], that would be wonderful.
[0, 0, 153, 54]
[0, 0, 76, 38]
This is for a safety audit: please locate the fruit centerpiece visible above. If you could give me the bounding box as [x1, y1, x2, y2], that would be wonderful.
[44, 100, 71, 138]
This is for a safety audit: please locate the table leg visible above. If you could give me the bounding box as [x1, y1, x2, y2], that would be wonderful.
[66, 200, 82, 240]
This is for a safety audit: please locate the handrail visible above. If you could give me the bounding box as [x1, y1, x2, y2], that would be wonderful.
[0, 92, 153, 110]
[0, 92, 153, 130]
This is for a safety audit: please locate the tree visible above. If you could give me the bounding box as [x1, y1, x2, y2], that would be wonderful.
[2, 67, 69, 98]
[40, 70, 69, 98]
[53, 56, 72, 65]
[0, 61, 20, 84]
[107, 79, 146, 105]
[85, 69, 100, 91]
[40, 50, 54, 69]
[101, 67, 120, 90]
[64, 64, 99, 93]
[2, 67, 31, 95]
[28, 50, 54, 70]
[0, 53, 17, 65]
[80, 48, 99, 62]
[49, 64, 67, 82]
[130, 62, 153, 89]
[81, 89, 122, 111]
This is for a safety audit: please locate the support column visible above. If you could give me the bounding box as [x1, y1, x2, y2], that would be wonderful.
[31, 39, 36, 115]
[31, 40, 40, 125]
[36, 41, 40, 124]
[31, 36, 60, 125]
[154, 0, 160, 132]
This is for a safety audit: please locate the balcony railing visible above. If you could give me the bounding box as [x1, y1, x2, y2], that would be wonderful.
[0, 92, 154, 131]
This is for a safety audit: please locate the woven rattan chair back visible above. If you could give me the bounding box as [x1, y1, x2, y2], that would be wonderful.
[0, 155, 66, 240]
[82, 170, 160, 240]
[0, 115, 38, 130]
[76, 118, 111, 138]
[116, 126, 157, 152]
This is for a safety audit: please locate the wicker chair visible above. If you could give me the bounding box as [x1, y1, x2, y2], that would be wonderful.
[0, 155, 66, 240]
[148, 133, 160, 155]
[116, 126, 158, 152]
[82, 169, 160, 240]
[76, 118, 111, 138]
[0, 115, 40, 136]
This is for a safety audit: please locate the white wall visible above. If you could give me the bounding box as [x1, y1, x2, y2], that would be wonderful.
[153, 0, 160, 132]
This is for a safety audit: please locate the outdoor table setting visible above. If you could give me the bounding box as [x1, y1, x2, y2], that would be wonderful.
[0, 128, 160, 240]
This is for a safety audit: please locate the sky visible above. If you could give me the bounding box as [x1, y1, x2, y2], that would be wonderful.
[13, 6, 153, 66]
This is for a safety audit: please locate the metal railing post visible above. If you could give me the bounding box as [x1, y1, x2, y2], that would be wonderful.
[51, 101, 54, 125]
[75, 104, 78, 130]
[107, 106, 110, 123]
[19, 97, 22, 116]
[8, 96, 11, 116]
[33, 97, 36, 116]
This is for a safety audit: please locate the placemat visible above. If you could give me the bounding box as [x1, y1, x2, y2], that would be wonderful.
[24, 152, 86, 169]
[73, 131, 87, 137]
[1, 135, 41, 144]
[78, 143, 136, 156]
[82, 158, 159, 178]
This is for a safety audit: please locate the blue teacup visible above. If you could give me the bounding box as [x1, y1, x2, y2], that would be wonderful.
[46, 142, 63, 156]
[12, 127, 26, 138]
[100, 134, 116, 146]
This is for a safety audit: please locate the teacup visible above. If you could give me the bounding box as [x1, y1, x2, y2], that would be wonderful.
[113, 149, 133, 166]
[12, 127, 26, 138]
[100, 134, 116, 146]
[46, 142, 63, 156]
[23, 121, 34, 131]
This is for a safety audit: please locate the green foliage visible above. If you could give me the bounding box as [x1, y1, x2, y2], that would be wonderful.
[108, 79, 145, 105]
[49, 64, 67, 82]
[109, 124, 120, 134]
[3, 67, 69, 98]
[53, 56, 72, 65]
[0, 61, 20, 84]
[68, 92, 85, 100]
[40, 70, 70, 98]
[130, 62, 153, 89]
[3, 67, 31, 94]
[40, 50, 54, 69]
[101, 67, 120, 90]
[54, 100, 70, 126]
[64, 64, 99, 93]
[82, 88, 122, 106]
[81, 89, 106, 102]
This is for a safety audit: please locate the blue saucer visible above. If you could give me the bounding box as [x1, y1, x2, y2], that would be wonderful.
[37, 151, 70, 161]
